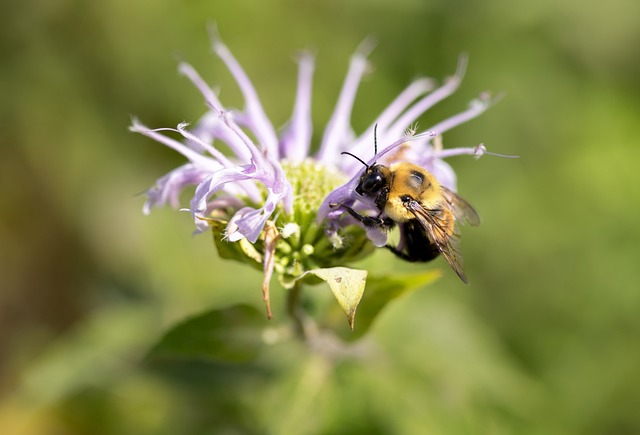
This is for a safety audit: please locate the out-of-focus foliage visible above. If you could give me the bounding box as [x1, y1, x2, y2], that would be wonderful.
[1, 0, 639, 433]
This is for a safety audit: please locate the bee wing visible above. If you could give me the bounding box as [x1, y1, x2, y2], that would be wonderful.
[407, 200, 469, 284]
[441, 187, 481, 226]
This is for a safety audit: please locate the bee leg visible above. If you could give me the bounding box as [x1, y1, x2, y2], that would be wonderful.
[336, 204, 396, 230]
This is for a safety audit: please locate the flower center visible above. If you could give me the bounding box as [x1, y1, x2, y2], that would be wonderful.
[281, 159, 345, 220]
[273, 159, 372, 280]
[210, 159, 374, 285]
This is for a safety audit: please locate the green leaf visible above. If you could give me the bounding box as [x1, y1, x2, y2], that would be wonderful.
[302, 267, 367, 330]
[146, 304, 267, 363]
[207, 220, 263, 269]
[340, 270, 441, 341]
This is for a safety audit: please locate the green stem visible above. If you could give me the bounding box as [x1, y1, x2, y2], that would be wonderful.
[287, 281, 307, 340]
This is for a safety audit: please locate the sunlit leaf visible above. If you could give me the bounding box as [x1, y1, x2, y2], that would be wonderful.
[302, 267, 367, 329]
[147, 304, 266, 363]
[339, 270, 441, 341]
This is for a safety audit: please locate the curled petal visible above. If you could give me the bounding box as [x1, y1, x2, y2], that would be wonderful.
[192, 165, 255, 213]
[227, 203, 273, 243]
[143, 164, 209, 214]
[223, 167, 289, 243]
[186, 165, 256, 234]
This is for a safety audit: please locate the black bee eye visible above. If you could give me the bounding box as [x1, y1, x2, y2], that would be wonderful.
[357, 173, 385, 197]
[362, 175, 382, 192]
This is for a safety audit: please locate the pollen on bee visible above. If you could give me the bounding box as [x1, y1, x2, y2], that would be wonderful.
[384, 196, 416, 222]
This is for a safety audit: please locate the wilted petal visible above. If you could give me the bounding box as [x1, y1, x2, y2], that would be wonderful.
[260, 220, 280, 319]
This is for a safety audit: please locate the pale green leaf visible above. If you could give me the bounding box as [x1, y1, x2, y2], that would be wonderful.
[302, 267, 367, 329]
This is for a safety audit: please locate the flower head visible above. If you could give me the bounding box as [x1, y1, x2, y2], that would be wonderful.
[132, 35, 498, 327]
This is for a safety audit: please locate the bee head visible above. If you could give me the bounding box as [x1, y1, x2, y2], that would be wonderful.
[356, 165, 388, 197]
[341, 123, 388, 199]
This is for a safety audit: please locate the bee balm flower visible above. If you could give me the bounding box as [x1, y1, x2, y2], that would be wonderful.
[131, 36, 495, 327]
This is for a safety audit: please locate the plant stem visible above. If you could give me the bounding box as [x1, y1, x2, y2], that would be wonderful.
[287, 282, 308, 340]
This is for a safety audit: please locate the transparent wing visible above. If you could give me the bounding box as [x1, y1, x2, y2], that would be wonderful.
[406, 199, 469, 284]
[441, 187, 481, 226]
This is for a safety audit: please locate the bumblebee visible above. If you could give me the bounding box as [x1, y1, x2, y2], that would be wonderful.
[336, 150, 480, 284]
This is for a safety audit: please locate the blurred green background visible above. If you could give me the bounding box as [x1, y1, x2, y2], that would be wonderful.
[2, 0, 640, 433]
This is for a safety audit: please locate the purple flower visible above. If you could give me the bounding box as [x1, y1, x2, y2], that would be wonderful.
[132, 35, 499, 322]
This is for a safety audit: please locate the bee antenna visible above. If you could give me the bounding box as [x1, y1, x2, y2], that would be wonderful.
[373, 123, 378, 155]
[340, 151, 369, 169]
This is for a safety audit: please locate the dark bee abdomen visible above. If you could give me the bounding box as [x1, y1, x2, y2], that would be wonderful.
[386, 220, 440, 262]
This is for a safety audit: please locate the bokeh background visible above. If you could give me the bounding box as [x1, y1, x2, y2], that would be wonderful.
[2, 0, 640, 433]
